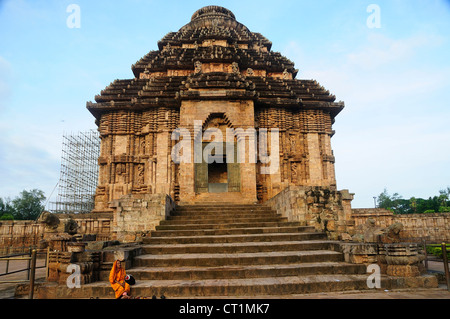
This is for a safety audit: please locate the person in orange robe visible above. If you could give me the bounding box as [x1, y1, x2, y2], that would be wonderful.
[109, 260, 131, 299]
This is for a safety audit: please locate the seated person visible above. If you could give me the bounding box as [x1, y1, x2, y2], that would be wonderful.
[109, 260, 131, 299]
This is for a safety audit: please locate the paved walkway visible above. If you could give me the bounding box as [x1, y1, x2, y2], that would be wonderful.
[0, 258, 47, 299]
[275, 286, 450, 299]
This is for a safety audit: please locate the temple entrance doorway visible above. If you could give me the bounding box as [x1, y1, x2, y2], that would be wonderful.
[195, 142, 240, 194]
[208, 157, 228, 193]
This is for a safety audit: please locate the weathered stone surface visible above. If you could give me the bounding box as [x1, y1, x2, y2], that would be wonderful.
[386, 265, 421, 277]
[34, 204, 438, 298]
[110, 193, 175, 242]
[352, 209, 450, 243]
[85, 5, 343, 214]
[266, 186, 354, 240]
[339, 243, 378, 264]
[383, 243, 426, 277]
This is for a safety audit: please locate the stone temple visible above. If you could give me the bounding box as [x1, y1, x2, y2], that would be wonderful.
[87, 5, 344, 212]
[15, 6, 441, 299]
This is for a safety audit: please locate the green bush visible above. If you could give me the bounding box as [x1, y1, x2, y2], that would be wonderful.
[0, 214, 14, 220]
[426, 244, 450, 259]
[439, 206, 450, 213]
[423, 209, 436, 214]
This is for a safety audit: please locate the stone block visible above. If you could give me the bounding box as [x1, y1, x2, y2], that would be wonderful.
[386, 265, 421, 277]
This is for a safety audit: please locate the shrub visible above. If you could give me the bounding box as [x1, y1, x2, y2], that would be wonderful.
[426, 244, 450, 259]
[439, 206, 450, 213]
[423, 209, 435, 214]
[0, 214, 14, 220]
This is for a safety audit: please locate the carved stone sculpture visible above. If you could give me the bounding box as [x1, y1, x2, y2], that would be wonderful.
[64, 218, 79, 235]
[38, 211, 60, 232]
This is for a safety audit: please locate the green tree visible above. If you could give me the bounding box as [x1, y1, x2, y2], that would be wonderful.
[0, 197, 15, 219]
[396, 199, 414, 214]
[377, 188, 394, 210]
[377, 189, 406, 214]
[438, 187, 450, 210]
[377, 187, 450, 214]
[11, 189, 46, 220]
[410, 197, 417, 214]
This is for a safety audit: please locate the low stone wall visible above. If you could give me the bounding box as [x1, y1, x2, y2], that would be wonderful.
[0, 213, 113, 255]
[0, 193, 176, 253]
[266, 187, 450, 243]
[0, 221, 44, 254]
[352, 209, 394, 230]
[110, 193, 176, 243]
[66, 212, 113, 241]
[395, 213, 450, 242]
[352, 209, 450, 243]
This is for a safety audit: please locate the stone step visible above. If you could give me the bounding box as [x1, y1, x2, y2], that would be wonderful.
[170, 212, 279, 219]
[156, 221, 308, 231]
[141, 240, 331, 255]
[151, 226, 316, 238]
[126, 275, 395, 297]
[123, 262, 367, 281]
[143, 232, 327, 245]
[47, 275, 400, 299]
[163, 216, 288, 224]
[173, 208, 275, 214]
[167, 213, 282, 220]
[133, 250, 344, 267]
[175, 205, 271, 210]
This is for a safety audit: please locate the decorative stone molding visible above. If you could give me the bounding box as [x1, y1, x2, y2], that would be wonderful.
[384, 243, 426, 277]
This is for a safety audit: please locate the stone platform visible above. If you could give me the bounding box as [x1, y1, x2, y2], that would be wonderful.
[30, 204, 438, 299]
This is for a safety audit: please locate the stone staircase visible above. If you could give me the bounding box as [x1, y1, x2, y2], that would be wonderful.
[42, 204, 402, 298]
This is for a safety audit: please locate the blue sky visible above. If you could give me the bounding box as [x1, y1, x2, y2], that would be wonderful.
[0, 0, 449, 208]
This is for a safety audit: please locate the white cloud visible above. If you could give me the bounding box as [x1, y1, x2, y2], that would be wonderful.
[0, 132, 61, 200]
[346, 33, 443, 70]
[284, 31, 450, 207]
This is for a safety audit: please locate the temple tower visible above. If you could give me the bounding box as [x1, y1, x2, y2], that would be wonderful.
[87, 6, 344, 211]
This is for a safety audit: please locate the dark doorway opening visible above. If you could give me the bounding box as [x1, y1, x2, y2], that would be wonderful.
[208, 158, 228, 193]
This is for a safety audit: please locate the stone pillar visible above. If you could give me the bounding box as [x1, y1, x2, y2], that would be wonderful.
[321, 133, 337, 188]
[306, 134, 323, 185]
[178, 133, 195, 203]
[236, 130, 257, 202]
[155, 131, 170, 195]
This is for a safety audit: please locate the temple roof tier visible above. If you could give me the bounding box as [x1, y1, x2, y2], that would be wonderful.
[88, 6, 344, 121]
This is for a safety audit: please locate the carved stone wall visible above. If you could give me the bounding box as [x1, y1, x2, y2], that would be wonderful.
[94, 107, 180, 212]
[177, 100, 258, 204]
[255, 107, 337, 202]
[352, 209, 450, 242]
[0, 221, 43, 254]
[0, 214, 112, 255]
